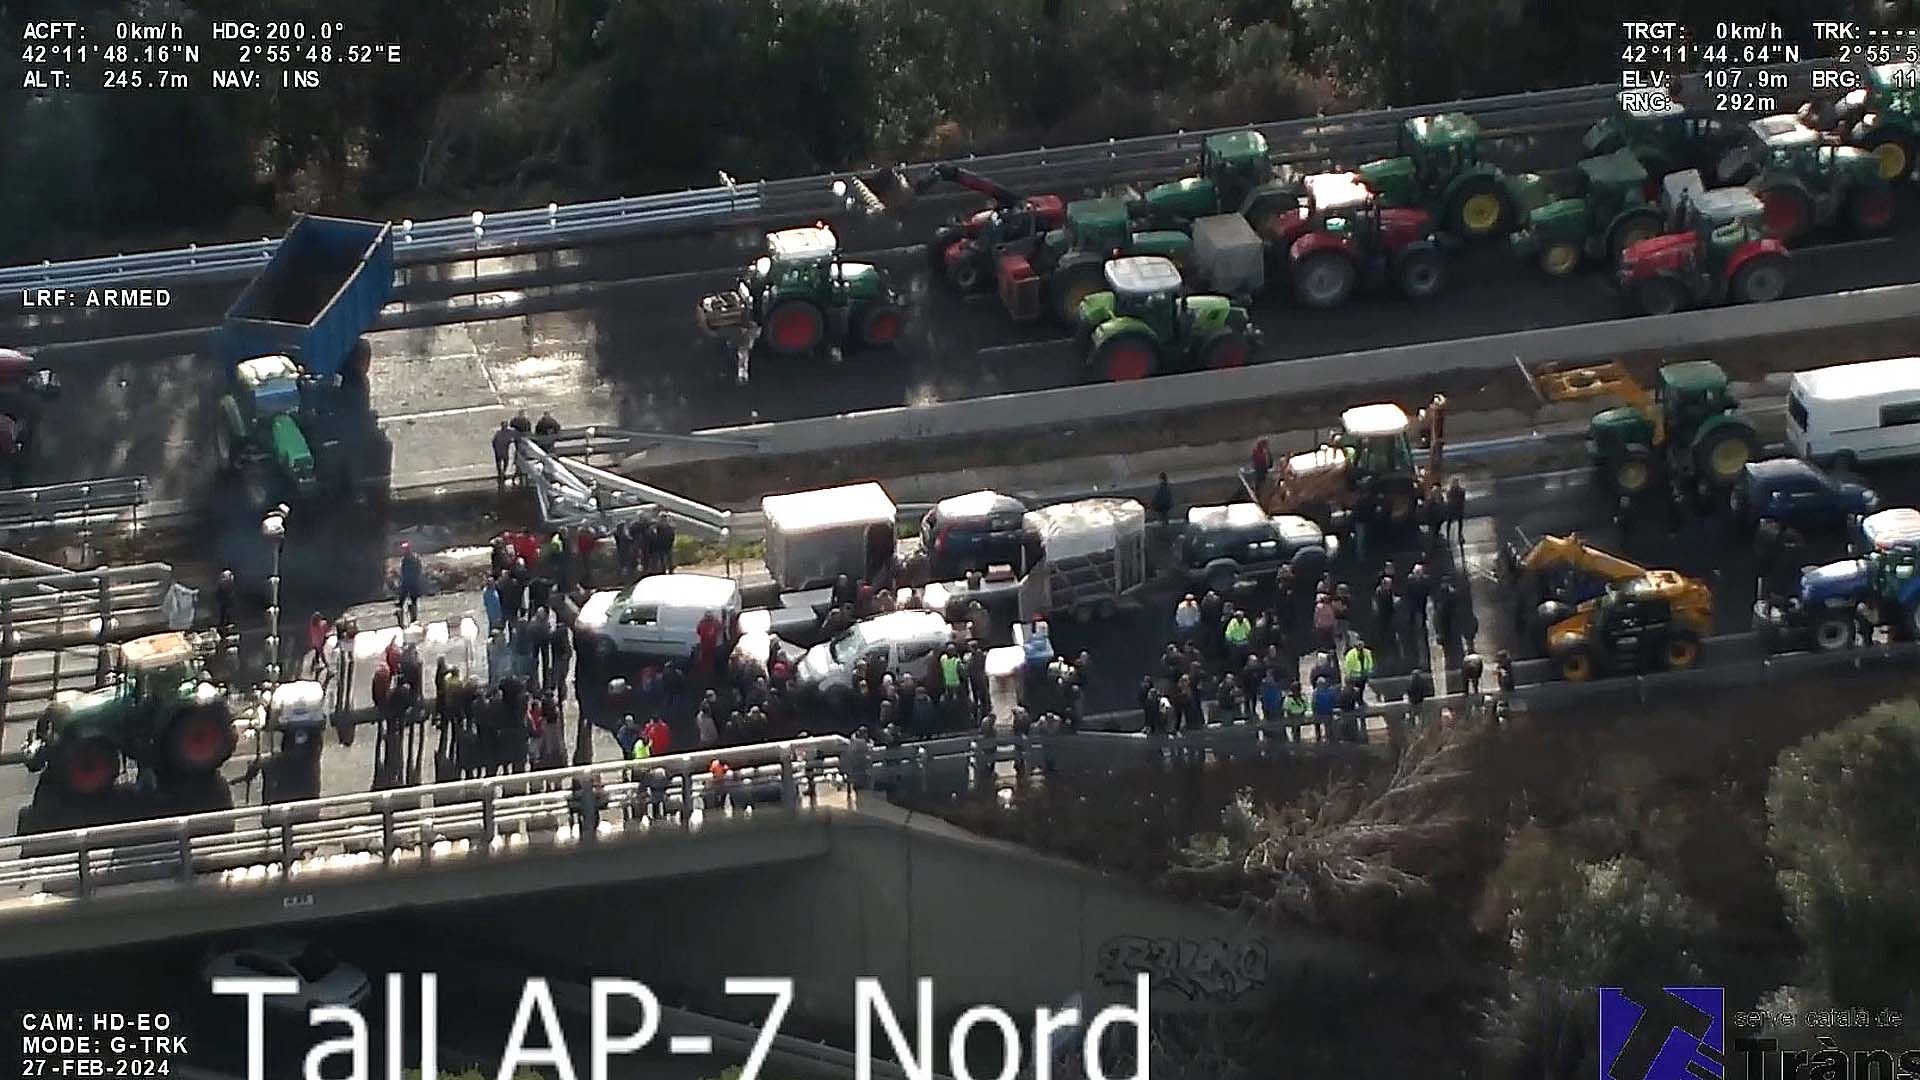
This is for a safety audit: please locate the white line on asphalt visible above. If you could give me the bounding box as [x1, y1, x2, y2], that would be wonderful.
[978, 338, 1073, 357]
[378, 403, 509, 424]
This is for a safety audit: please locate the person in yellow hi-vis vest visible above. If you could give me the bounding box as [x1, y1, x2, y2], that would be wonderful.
[1341, 640, 1375, 689]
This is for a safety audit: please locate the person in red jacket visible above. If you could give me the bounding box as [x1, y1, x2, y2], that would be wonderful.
[695, 611, 722, 675]
[643, 716, 671, 758]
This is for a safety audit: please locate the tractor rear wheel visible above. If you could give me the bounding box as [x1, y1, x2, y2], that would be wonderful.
[853, 302, 906, 349]
[1863, 132, 1916, 183]
[1553, 643, 1596, 683]
[1091, 332, 1160, 383]
[1631, 275, 1687, 316]
[57, 738, 120, 797]
[1395, 248, 1447, 298]
[1537, 242, 1582, 278]
[1662, 632, 1702, 672]
[1050, 266, 1106, 326]
[1812, 611, 1855, 652]
[1756, 185, 1813, 241]
[1692, 425, 1758, 488]
[946, 255, 986, 293]
[1446, 178, 1514, 239]
[1292, 251, 1357, 309]
[1198, 331, 1251, 371]
[1847, 186, 1897, 235]
[1609, 444, 1660, 496]
[1730, 254, 1790, 305]
[763, 300, 826, 355]
[1607, 209, 1663, 261]
[165, 706, 235, 775]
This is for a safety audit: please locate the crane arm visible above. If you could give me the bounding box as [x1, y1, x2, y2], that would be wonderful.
[1517, 533, 1653, 583]
[915, 163, 1024, 208]
[1524, 360, 1663, 446]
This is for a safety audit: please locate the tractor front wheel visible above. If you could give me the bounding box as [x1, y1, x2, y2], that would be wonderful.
[1198, 331, 1251, 371]
[57, 738, 120, 797]
[1756, 185, 1813, 242]
[1607, 209, 1664, 261]
[1292, 251, 1357, 309]
[853, 302, 906, 349]
[763, 300, 826, 355]
[1863, 132, 1916, 183]
[1537, 242, 1582, 278]
[1847, 186, 1897, 236]
[1693, 425, 1758, 488]
[1446, 178, 1513, 239]
[1631, 274, 1687, 316]
[946, 256, 986, 293]
[1730, 253, 1790, 305]
[1812, 611, 1855, 652]
[1662, 632, 1702, 672]
[1553, 644, 1596, 683]
[165, 706, 235, 775]
[1050, 267, 1105, 326]
[1395, 248, 1447, 298]
[1610, 444, 1660, 497]
[1091, 332, 1160, 383]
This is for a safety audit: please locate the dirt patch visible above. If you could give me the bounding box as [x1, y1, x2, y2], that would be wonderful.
[636, 319, 1920, 505]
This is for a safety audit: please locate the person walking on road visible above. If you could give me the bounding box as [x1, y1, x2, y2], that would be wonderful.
[216, 569, 238, 636]
[1341, 638, 1375, 692]
[533, 410, 562, 453]
[1174, 594, 1201, 645]
[306, 612, 331, 677]
[397, 543, 424, 625]
[1150, 473, 1174, 526]
[1309, 676, 1336, 744]
[1406, 666, 1433, 726]
[1250, 438, 1273, 493]
[1462, 650, 1485, 703]
[1446, 477, 1467, 547]
[482, 577, 503, 637]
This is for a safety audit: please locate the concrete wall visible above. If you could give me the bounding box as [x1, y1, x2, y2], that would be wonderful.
[454, 802, 1378, 1035]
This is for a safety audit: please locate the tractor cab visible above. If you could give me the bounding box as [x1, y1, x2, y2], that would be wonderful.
[1064, 198, 1132, 255]
[1199, 131, 1278, 207]
[1656, 360, 1737, 442]
[1664, 171, 1766, 245]
[118, 632, 203, 700]
[236, 354, 303, 417]
[1575, 148, 1650, 213]
[1333, 403, 1417, 482]
[752, 226, 842, 295]
[1400, 113, 1484, 188]
[1303, 172, 1376, 227]
[1102, 255, 1185, 328]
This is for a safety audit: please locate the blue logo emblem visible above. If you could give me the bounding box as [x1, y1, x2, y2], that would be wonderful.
[1599, 986, 1725, 1080]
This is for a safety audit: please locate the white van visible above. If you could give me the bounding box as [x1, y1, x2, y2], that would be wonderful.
[575, 573, 742, 661]
[795, 609, 954, 701]
[1786, 358, 1920, 469]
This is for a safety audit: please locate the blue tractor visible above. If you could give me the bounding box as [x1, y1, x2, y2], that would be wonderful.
[1755, 507, 1920, 650]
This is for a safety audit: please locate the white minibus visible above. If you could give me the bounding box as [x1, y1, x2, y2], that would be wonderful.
[1785, 357, 1920, 469]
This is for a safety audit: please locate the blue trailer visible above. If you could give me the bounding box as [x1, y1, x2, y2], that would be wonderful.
[220, 214, 394, 380]
[214, 214, 394, 507]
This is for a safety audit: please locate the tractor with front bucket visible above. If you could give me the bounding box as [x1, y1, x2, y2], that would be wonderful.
[1356, 112, 1551, 241]
[1072, 256, 1259, 382]
[1582, 93, 1745, 183]
[1510, 148, 1666, 277]
[1830, 62, 1919, 183]
[850, 163, 1068, 294]
[24, 632, 238, 798]
[697, 225, 907, 384]
[1524, 357, 1759, 499]
[1268, 171, 1450, 308]
[1724, 114, 1897, 242]
[1241, 396, 1448, 530]
[1614, 171, 1792, 316]
[1130, 130, 1301, 239]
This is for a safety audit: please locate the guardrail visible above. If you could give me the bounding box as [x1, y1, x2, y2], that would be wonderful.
[0, 476, 150, 533]
[0, 64, 1828, 295]
[0, 631, 1910, 907]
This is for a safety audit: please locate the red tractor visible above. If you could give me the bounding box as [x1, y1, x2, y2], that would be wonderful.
[852, 163, 1067, 294]
[1269, 172, 1450, 309]
[1615, 171, 1792, 317]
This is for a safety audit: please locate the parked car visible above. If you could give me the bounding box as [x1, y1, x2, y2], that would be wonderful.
[920, 490, 1030, 580]
[1785, 356, 1920, 470]
[795, 609, 954, 705]
[201, 938, 370, 1013]
[1180, 503, 1336, 594]
[1730, 458, 1879, 534]
[574, 574, 742, 661]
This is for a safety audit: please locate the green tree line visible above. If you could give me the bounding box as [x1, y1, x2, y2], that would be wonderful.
[0, 0, 1888, 259]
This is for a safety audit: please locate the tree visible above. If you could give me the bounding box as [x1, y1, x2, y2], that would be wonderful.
[1766, 700, 1920, 1013]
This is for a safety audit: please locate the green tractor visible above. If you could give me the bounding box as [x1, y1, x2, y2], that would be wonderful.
[1132, 130, 1300, 238]
[25, 632, 237, 797]
[1728, 115, 1897, 242]
[1528, 358, 1759, 497]
[1582, 94, 1743, 182]
[1029, 198, 1192, 325]
[1834, 62, 1919, 183]
[1510, 148, 1666, 276]
[696, 226, 907, 384]
[1073, 256, 1260, 382]
[216, 354, 388, 510]
[1357, 112, 1550, 241]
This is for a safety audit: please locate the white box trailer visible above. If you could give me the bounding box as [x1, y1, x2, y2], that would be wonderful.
[1191, 213, 1266, 298]
[761, 482, 898, 591]
[1018, 497, 1149, 621]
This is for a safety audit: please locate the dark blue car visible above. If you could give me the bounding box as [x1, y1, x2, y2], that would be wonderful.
[920, 490, 1030, 580]
[1731, 458, 1878, 534]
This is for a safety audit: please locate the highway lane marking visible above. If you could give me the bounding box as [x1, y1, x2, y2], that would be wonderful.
[978, 338, 1072, 357]
[378, 402, 508, 424]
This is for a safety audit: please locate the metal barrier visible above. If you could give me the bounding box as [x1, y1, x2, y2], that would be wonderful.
[0, 64, 1828, 294]
[0, 476, 149, 533]
[0, 561, 176, 723]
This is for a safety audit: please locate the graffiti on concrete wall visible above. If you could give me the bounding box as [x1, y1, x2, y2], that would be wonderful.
[1093, 935, 1271, 1003]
